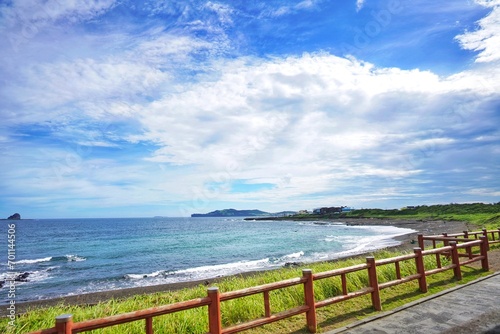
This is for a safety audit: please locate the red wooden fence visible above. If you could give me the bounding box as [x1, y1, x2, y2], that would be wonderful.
[418, 228, 499, 268]
[27, 228, 498, 334]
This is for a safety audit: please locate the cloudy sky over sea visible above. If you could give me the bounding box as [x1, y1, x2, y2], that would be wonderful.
[1, 0, 499, 218]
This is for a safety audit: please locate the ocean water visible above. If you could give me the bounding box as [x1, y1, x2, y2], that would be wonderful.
[0, 217, 414, 304]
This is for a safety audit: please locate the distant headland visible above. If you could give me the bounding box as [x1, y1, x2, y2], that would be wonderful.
[191, 203, 500, 222]
[191, 209, 296, 217]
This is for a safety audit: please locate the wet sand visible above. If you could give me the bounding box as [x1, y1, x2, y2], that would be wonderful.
[4, 218, 472, 316]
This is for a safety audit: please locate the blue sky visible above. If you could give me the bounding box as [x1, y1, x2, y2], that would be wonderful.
[1, 0, 499, 218]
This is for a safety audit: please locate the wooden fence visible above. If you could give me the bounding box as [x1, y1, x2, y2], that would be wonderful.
[28, 228, 499, 334]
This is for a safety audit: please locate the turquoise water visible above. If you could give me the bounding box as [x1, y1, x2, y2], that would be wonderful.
[0, 217, 413, 303]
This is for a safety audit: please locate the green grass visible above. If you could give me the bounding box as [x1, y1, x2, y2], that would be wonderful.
[343, 203, 500, 230]
[281, 204, 500, 230]
[3, 245, 496, 334]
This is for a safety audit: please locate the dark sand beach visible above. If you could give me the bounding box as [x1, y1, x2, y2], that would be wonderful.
[5, 218, 474, 316]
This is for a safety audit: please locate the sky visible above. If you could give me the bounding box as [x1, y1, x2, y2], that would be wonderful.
[0, 0, 499, 218]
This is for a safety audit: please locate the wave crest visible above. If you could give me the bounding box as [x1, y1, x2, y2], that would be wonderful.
[124, 251, 306, 284]
[15, 257, 52, 264]
[51, 255, 87, 262]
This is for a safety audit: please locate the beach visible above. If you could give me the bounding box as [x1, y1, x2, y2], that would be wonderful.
[5, 218, 474, 317]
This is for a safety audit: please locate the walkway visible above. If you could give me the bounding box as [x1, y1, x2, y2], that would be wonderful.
[327, 272, 500, 334]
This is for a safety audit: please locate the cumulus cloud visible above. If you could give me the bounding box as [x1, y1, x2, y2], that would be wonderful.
[1, 29, 213, 127]
[115, 52, 498, 210]
[1, 0, 499, 216]
[3, 42, 500, 212]
[456, 1, 500, 62]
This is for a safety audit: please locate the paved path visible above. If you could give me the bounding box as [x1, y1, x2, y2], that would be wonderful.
[327, 272, 500, 334]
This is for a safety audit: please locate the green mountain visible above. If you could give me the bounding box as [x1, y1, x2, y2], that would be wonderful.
[191, 209, 271, 217]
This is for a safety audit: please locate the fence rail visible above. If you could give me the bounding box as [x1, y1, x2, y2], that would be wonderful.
[28, 228, 499, 334]
[418, 228, 499, 268]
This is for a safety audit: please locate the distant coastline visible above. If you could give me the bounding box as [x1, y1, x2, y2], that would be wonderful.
[0, 219, 33, 221]
[191, 208, 296, 217]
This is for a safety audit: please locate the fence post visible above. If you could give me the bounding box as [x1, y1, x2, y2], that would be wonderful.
[480, 236, 490, 271]
[302, 269, 317, 333]
[366, 257, 381, 311]
[413, 248, 427, 293]
[55, 314, 73, 334]
[482, 228, 490, 251]
[463, 231, 472, 259]
[207, 287, 222, 334]
[263, 291, 271, 317]
[442, 233, 449, 247]
[145, 317, 153, 334]
[417, 234, 424, 250]
[449, 241, 462, 281]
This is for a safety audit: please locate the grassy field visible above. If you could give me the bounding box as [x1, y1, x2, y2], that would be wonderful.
[344, 203, 500, 229]
[284, 203, 500, 229]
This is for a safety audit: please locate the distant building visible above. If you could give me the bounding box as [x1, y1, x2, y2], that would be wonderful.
[298, 210, 310, 214]
[313, 206, 344, 215]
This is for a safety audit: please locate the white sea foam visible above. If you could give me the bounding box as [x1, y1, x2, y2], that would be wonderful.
[124, 251, 307, 285]
[299, 221, 344, 227]
[124, 274, 147, 280]
[323, 225, 415, 259]
[323, 235, 337, 242]
[0, 267, 57, 283]
[65, 255, 86, 262]
[124, 270, 173, 280]
[15, 257, 52, 264]
[13, 255, 86, 265]
[282, 251, 304, 260]
[27, 268, 56, 282]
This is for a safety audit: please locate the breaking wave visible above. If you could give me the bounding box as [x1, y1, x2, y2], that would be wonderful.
[13, 255, 86, 265]
[15, 257, 52, 264]
[124, 251, 307, 284]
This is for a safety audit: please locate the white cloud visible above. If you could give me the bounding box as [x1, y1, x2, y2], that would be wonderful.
[204, 2, 234, 25]
[266, 0, 320, 17]
[475, 0, 500, 7]
[466, 188, 500, 197]
[3, 44, 499, 213]
[1, 1, 499, 216]
[356, 0, 366, 12]
[296, 0, 317, 10]
[0, 0, 116, 25]
[1, 30, 213, 126]
[0, 0, 117, 52]
[113, 52, 498, 209]
[456, 1, 500, 63]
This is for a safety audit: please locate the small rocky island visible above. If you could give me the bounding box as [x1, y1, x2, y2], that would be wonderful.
[7, 213, 21, 220]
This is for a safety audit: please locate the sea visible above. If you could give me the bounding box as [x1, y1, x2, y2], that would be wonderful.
[0, 217, 414, 304]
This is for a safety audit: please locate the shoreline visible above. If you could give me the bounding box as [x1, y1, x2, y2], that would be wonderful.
[3, 218, 471, 316]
